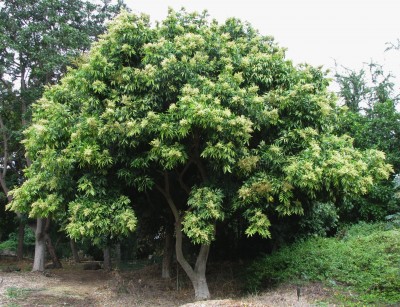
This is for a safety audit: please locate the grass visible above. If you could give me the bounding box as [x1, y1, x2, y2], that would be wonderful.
[246, 222, 400, 305]
[6, 287, 34, 299]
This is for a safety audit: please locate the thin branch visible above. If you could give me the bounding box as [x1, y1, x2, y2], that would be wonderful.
[177, 160, 193, 195]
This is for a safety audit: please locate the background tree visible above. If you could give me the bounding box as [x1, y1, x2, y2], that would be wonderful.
[0, 0, 127, 270]
[335, 62, 400, 221]
[9, 10, 391, 299]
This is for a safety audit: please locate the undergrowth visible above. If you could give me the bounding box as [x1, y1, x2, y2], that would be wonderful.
[246, 222, 400, 305]
[0, 227, 35, 252]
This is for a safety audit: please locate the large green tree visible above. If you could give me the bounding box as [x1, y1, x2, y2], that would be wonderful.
[0, 0, 127, 268]
[9, 10, 392, 299]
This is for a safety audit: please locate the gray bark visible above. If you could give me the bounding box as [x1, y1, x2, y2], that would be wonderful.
[175, 219, 211, 300]
[193, 274, 210, 300]
[32, 218, 46, 271]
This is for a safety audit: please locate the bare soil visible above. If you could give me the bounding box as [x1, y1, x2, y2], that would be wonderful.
[0, 258, 335, 306]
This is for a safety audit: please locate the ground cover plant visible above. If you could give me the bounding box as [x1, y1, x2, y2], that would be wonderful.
[246, 222, 400, 305]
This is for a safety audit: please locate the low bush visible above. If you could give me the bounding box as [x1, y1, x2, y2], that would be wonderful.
[246, 222, 400, 304]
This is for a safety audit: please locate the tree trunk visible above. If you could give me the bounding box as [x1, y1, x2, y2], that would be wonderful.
[175, 219, 210, 300]
[156, 172, 211, 300]
[193, 274, 210, 301]
[115, 243, 121, 268]
[103, 246, 111, 271]
[45, 234, 62, 268]
[32, 218, 46, 272]
[162, 225, 174, 279]
[44, 219, 62, 268]
[17, 221, 25, 260]
[70, 239, 80, 263]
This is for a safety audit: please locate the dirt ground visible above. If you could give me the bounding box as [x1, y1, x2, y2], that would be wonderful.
[0, 258, 334, 307]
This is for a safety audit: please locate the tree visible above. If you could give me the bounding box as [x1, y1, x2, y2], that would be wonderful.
[335, 63, 400, 220]
[9, 10, 392, 299]
[0, 0, 127, 270]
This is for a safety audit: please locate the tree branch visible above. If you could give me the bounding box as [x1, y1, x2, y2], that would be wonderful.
[177, 159, 193, 195]
[155, 172, 179, 222]
[175, 218, 196, 281]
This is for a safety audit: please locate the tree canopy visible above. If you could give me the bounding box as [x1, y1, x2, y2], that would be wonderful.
[9, 9, 392, 299]
[0, 0, 128, 267]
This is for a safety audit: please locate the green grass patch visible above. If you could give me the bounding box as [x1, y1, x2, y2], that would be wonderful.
[6, 287, 34, 299]
[246, 222, 400, 305]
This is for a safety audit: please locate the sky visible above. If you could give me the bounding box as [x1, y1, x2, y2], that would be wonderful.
[125, 0, 400, 89]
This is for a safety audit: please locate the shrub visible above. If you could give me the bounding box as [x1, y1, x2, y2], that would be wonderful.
[246, 222, 400, 304]
[298, 201, 339, 237]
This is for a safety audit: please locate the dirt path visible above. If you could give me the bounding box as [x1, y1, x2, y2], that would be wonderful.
[0, 261, 334, 306]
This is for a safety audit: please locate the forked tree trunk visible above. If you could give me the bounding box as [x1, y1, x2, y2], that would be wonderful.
[157, 171, 211, 300]
[70, 239, 80, 263]
[17, 221, 25, 260]
[103, 246, 111, 271]
[162, 226, 174, 279]
[32, 218, 46, 271]
[175, 219, 210, 300]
